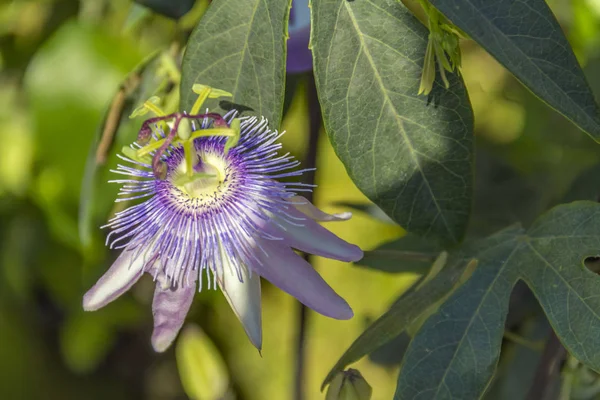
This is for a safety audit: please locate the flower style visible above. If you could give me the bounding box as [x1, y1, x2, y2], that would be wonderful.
[83, 85, 363, 352]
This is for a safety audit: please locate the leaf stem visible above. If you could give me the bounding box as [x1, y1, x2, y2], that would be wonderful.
[294, 73, 321, 400]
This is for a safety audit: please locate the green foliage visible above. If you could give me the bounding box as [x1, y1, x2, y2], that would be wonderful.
[396, 202, 600, 399]
[6, 0, 600, 399]
[180, 0, 291, 126]
[428, 0, 600, 140]
[310, 0, 474, 245]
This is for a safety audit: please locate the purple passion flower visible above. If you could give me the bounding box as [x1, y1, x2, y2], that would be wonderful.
[83, 89, 362, 352]
[287, 0, 312, 73]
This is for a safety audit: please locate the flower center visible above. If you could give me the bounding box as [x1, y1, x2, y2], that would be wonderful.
[172, 150, 229, 200]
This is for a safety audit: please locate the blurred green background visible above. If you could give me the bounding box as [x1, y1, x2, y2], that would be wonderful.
[2, 0, 600, 399]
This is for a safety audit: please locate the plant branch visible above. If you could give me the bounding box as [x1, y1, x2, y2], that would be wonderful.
[294, 72, 321, 400]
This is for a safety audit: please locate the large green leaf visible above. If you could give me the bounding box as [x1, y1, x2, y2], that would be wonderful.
[429, 0, 600, 141]
[311, 0, 474, 244]
[395, 202, 600, 399]
[180, 0, 291, 126]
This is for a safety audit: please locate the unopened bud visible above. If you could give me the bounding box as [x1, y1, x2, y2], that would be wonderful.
[176, 325, 229, 400]
[326, 369, 372, 400]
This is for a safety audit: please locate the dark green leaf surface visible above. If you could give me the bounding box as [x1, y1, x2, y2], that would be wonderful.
[356, 234, 441, 274]
[311, 0, 474, 244]
[180, 0, 291, 126]
[395, 202, 600, 399]
[430, 0, 600, 140]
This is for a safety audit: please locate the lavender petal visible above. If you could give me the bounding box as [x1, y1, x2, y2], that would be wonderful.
[252, 241, 353, 320]
[151, 276, 196, 352]
[83, 248, 146, 311]
[272, 208, 363, 262]
[291, 196, 352, 221]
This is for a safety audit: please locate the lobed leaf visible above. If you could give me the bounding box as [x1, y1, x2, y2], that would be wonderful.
[395, 202, 600, 399]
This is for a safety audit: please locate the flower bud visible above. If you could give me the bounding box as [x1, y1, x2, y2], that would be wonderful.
[326, 369, 372, 400]
[176, 325, 229, 400]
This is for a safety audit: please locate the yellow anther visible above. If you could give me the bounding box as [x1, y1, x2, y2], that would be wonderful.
[143, 99, 166, 117]
[130, 96, 166, 118]
[192, 84, 233, 98]
[190, 84, 233, 115]
[135, 128, 236, 158]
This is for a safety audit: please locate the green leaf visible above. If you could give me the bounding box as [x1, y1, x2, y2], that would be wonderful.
[322, 250, 473, 388]
[429, 0, 600, 141]
[311, 0, 474, 244]
[180, 0, 291, 127]
[355, 234, 441, 274]
[395, 201, 600, 399]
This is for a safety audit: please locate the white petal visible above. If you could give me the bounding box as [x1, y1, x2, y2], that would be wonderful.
[216, 256, 263, 350]
[291, 196, 352, 221]
[83, 248, 146, 311]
